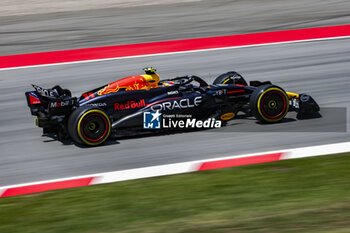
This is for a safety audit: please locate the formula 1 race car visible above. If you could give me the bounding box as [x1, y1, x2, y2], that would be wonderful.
[25, 68, 320, 146]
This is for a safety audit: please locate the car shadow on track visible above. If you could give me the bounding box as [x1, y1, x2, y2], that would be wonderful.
[42, 134, 120, 148]
[41, 108, 341, 147]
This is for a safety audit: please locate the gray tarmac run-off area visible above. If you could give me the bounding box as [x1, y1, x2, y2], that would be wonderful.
[0, 0, 349, 186]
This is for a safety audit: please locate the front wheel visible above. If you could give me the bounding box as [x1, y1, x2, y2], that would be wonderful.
[250, 84, 289, 123]
[68, 106, 111, 146]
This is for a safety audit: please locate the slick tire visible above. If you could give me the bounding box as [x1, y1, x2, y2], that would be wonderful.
[213, 71, 248, 86]
[68, 106, 111, 146]
[250, 84, 289, 123]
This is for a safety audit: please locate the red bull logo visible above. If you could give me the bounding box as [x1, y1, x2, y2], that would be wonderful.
[97, 83, 120, 95]
[115, 99, 146, 110]
[98, 75, 155, 95]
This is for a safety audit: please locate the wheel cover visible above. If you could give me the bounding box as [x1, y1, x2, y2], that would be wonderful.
[77, 110, 111, 145]
[257, 88, 289, 122]
[261, 91, 286, 118]
[81, 113, 108, 141]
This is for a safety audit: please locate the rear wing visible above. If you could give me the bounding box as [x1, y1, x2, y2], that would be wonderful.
[31, 84, 60, 98]
[25, 85, 77, 116]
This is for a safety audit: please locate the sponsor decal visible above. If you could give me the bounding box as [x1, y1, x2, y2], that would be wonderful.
[167, 90, 179, 95]
[212, 89, 227, 96]
[220, 112, 235, 121]
[50, 99, 76, 108]
[150, 96, 202, 111]
[98, 82, 150, 95]
[143, 111, 221, 129]
[115, 99, 146, 110]
[143, 110, 162, 129]
[163, 117, 221, 129]
[290, 99, 299, 109]
[98, 75, 157, 95]
[86, 103, 107, 107]
[32, 84, 58, 97]
[300, 94, 310, 102]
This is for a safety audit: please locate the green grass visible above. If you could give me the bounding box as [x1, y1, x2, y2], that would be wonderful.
[1, 153, 350, 233]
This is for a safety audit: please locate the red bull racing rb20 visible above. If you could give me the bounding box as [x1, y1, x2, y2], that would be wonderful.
[25, 68, 320, 146]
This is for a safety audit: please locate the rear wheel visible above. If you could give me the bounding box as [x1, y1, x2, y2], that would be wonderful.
[250, 84, 289, 123]
[68, 106, 111, 146]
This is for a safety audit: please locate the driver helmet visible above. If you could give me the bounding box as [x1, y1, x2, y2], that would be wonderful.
[143, 67, 160, 88]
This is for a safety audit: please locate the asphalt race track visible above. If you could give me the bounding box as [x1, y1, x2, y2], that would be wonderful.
[0, 38, 349, 186]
